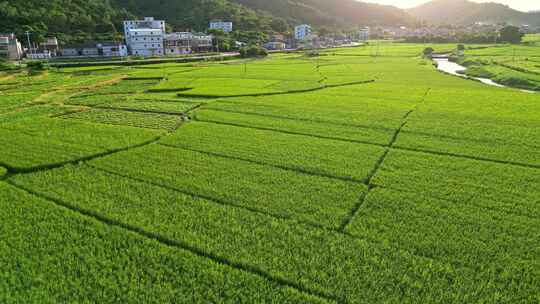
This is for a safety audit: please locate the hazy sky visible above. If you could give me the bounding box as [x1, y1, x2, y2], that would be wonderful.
[363, 0, 540, 12]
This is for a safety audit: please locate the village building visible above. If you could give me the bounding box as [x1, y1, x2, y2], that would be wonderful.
[209, 21, 233, 33]
[0, 33, 23, 60]
[358, 27, 370, 41]
[263, 41, 286, 50]
[60, 42, 127, 57]
[163, 32, 213, 55]
[124, 17, 165, 56]
[40, 37, 59, 56]
[295, 24, 312, 40]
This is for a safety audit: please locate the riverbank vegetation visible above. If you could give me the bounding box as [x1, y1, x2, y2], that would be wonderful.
[451, 38, 540, 91]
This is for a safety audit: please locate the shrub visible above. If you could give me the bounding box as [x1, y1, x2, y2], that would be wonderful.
[448, 55, 459, 63]
[423, 47, 434, 58]
[0, 60, 19, 71]
[496, 76, 538, 90]
[305, 50, 320, 57]
[465, 66, 495, 78]
[239, 46, 268, 58]
[26, 61, 49, 71]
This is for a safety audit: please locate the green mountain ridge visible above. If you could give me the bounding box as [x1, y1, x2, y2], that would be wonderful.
[408, 0, 540, 26]
[231, 0, 415, 27]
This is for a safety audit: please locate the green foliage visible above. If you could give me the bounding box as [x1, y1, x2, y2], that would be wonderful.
[112, 0, 284, 32]
[496, 75, 539, 90]
[233, 0, 415, 26]
[26, 61, 49, 72]
[423, 47, 434, 57]
[499, 26, 525, 44]
[0, 60, 19, 71]
[463, 65, 494, 78]
[0, 0, 132, 44]
[239, 45, 268, 58]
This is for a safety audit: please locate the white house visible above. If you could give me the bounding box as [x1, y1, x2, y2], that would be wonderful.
[0, 33, 23, 60]
[209, 21, 233, 33]
[295, 24, 312, 40]
[164, 32, 213, 55]
[40, 37, 59, 56]
[358, 27, 370, 41]
[97, 42, 128, 57]
[124, 17, 165, 56]
[60, 42, 127, 57]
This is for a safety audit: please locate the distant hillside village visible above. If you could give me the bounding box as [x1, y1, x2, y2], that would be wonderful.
[1, 15, 537, 61]
[1, 17, 370, 61]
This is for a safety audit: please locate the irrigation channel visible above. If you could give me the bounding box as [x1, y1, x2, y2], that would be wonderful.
[433, 57, 537, 93]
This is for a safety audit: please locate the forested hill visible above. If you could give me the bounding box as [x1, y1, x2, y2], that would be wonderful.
[0, 0, 134, 44]
[111, 0, 286, 32]
[232, 0, 415, 27]
[1, 0, 413, 45]
[0, 0, 284, 44]
[112, 0, 415, 30]
[408, 0, 540, 26]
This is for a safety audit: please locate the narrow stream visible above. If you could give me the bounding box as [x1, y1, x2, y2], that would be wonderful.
[433, 58, 505, 87]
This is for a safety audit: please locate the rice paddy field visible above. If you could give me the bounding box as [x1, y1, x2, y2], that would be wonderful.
[1, 42, 539, 303]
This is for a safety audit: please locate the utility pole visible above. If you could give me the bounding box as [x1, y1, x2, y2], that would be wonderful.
[25, 31, 32, 59]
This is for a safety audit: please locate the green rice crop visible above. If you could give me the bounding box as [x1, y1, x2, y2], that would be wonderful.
[0, 117, 161, 170]
[63, 109, 182, 131]
[0, 182, 328, 303]
[372, 149, 540, 218]
[346, 187, 540, 271]
[98, 99, 199, 114]
[1, 41, 539, 302]
[89, 144, 365, 228]
[10, 164, 538, 303]
[160, 121, 385, 181]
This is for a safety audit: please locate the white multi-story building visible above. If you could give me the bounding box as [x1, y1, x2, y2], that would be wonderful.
[0, 33, 23, 60]
[295, 24, 312, 40]
[124, 17, 165, 56]
[209, 21, 233, 33]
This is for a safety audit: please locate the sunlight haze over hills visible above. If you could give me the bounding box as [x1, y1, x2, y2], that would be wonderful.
[364, 0, 540, 12]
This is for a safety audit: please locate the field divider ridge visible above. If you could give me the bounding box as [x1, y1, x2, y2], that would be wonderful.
[198, 107, 394, 133]
[194, 112, 540, 170]
[393, 145, 540, 170]
[5, 179, 341, 304]
[339, 88, 432, 232]
[91, 106, 189, 116]
[2, 136, 164, 176]
[86, 164, 347, 235]
[157, 143, 366, 184]
[177, 80, 375, 99]
[373, 183, 540, 222]
[192, 117, 388, 147]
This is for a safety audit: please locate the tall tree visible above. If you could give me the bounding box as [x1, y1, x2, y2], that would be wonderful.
[499, 26, 524, 44]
